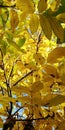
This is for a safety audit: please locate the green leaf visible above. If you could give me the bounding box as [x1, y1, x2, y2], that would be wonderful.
[0, 39, 8, 55]
[7, 38, 22, 52]
[61, 0, 65, 7]
[18, 38, 26, 47]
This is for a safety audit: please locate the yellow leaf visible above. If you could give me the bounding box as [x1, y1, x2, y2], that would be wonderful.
[48, 95, 65, 107]
[18, 96, 31, 104]
[25, 62, 37, 70]
[10, 9, 19, 32]
[43, 64, 59, 78]
[33, 92, 41, 105]
[38, 0, 47, 13]
[33, 53, 45, 65]
[31, 81, 43, 92]
[29, 14, 39, 34]
[56, 13, 65, 23]
[16, 0, 35, 13]
[20, 12, 27, 22]
[40, 14, 52, 40]
[58, 61, 65, 83]
[7, 39, 22, 52]
[41, 94, 57, 106]
[49, 0, 60, 11]
[47, 47, 65, 63]
[48, 17, 64, 42]
[12, 85, 30, 95]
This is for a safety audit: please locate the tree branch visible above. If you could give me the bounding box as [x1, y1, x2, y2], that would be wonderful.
[12, 105, 24, 116]
[13, 70, 35, 86]
[15, 112, 55, 121]
[36, 31, 42, 54]
[0, 4, 16, 8]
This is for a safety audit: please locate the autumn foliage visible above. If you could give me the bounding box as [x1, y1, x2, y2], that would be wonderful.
[0, 0, 65, 130]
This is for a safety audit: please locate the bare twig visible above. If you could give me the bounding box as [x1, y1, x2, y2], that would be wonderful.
[0, 49, 8, 86]
[13, 70, 35, 86]
[8, 58, 20, 82]
[0, 4, 16, 8]
[12, 105, 24, 116]
[36, 31, 42, 53]
[0, 49, 13, 114]
[16, 112, 55, 121]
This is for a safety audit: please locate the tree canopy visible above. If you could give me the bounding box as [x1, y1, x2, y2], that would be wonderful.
[0, 0, 65, 130]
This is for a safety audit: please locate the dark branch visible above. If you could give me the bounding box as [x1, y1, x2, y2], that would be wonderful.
[12, 106, 24, 116]
[16, 112, 55, 122]
[13, 70, 35, 86]
[0, 4, 16, 8]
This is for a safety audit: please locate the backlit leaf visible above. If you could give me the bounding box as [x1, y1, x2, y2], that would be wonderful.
[38, 0, 47, 13]
[47, 95, 65, 107]
[29, 14, 39, 34]
[18, 38, 26, 47]
[48, 17, 64, 42]
[56, 13, 65, 23]
[10, 9, 19, 32]
[47, 47, 65, 63]
[16, 0, 35, 13]
[33, 53, 45, 65]
[40, 14, 52, 40]
[7, 39, 22, 52]
[31, 81, 43, 92]
[43, 64, 59, 78]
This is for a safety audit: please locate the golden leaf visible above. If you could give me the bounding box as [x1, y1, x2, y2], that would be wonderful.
[41, 93, 57, 105]
[56, 13, 65, 23]
[12, 85, 30, 95]
[38, 0, 47, 13]
[47, 47, 65, 63]
[25, 62, 37, 70]
[29, 14, 39, 34]
[20, 12, 27, 23]
[10, 9, 19, 32]
[40, 14, 52, 40]
[31, 81, 43, 92]
[18, 96, 31, 104]
[32, 92, 41, 105]
[43, 64, 59, 78]
[16, 0, 35, 13]
[48, 95, 65, 107]
[33, 53, 45, 65]
[48, 17, 64, 42]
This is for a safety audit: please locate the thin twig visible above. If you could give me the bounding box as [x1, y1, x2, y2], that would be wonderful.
[12, 106, 24, 116]
[0, 49, 13, 114]
[8, 58, 19, 82]
[15, 113, 55, 122]
[13, 70, 35, 86]
[36, 31, 42, 54]
[0, 4, 16, 8]
[0, 49, 8, 86]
